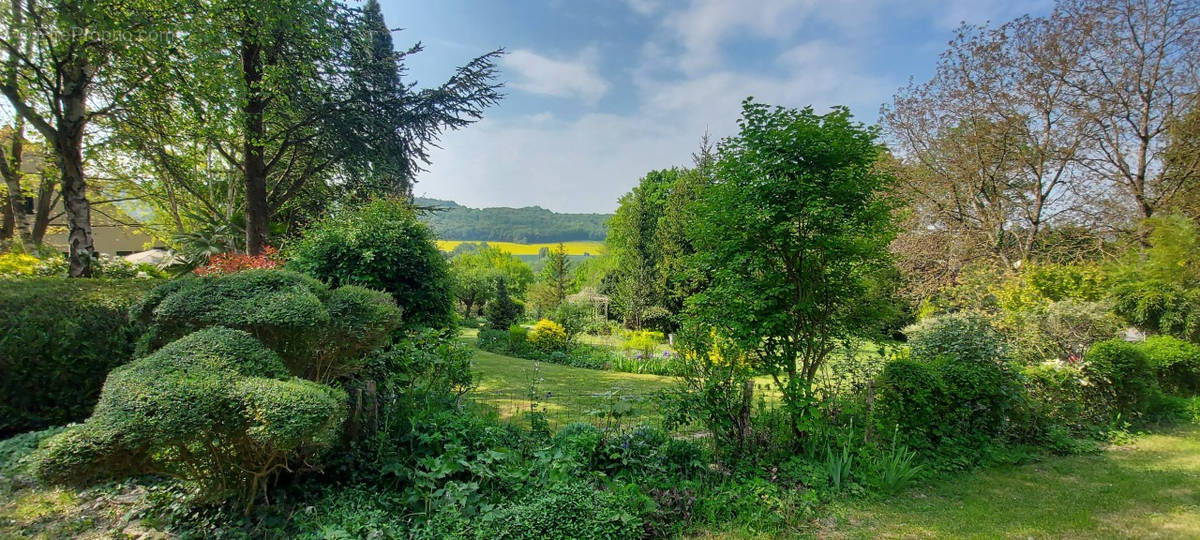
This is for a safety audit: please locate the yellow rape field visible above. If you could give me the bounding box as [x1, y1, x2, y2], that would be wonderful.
[436, 240, 605, 256]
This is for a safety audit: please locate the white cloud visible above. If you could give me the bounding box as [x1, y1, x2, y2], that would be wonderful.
[502, 48, 610, 104]
[413, 0, 1054, 213]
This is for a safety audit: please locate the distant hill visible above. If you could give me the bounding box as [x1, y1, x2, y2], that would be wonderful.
[415, 197, 611, 243]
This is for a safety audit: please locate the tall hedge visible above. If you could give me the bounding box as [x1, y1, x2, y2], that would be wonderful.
[0, 278, 159, 436]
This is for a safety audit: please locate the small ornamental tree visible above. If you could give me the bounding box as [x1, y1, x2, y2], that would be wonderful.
[686, 99, 897, 443]
[485, 277, 522, 330]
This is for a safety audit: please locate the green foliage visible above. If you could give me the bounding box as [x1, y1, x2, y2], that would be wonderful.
[1139, 335, 1200, 394]
[450, 246, 534, 318]
[473, 481, 643, 540]
[415, 197, 610, 243]
[621, 330, 662, 358]
[131, 269, 399, 382]
[288, 200, 454, 329]
[1083, 339, 1162, 416]
[876, 343, 1025, 463]
[550, 300, 593, 342]
[686, 99, 897, 444]
[33, 327, 347, 506]
[1021, 362, 1106, 432]
[905, 313, 1007, 364]
[0, 252, 39, 276]
[0, 278, 159, 436]
[507, 324, 530, 351]
[529, 319, 568, 353]
[485, 278, 524, 330]
[1110, 215, 1200, 341]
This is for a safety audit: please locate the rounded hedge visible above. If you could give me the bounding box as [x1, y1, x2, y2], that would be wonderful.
[1084, 339, 1161, 415]
[1138, 335, 1200, 395]
[0, 277, 159, 436]
[288, 200, 454, 330]
[33, 327, 347, 504]
[132, 269, 400, 381]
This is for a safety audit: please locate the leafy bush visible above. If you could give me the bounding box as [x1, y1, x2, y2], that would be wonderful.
[508, 324, 530, 351]
[1111, 280, 1200, 343]
[478, 328, 508, 351]
[485, 278, 523, 330]
[876, 342, 1024, 461]
[1022, 362, 1105, 432]
[131, 269, 400, 381]
[1083, 339, 1161, 416]
[473, 481, 643, 539]
[622, 330, 663, 358]
[288, 199, 454, 329]
[0, 252, 39, 276]
[529, 319, 568, 353]
[550, 300, 593, 343]
[1139, 335, 1200, 395]
[0, 278, 159, 436]
[904, 313, 1007, 364]
[32, 327, 347, 507]
[194, 246, 281, 276]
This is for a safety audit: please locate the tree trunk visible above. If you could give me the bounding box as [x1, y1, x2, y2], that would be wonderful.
[1, 118, 33, 249]
[57, 65, 95, 277]
[241, 35, 269, 256]
[0, 188, 11, 241]
[31, 173, 54, 245]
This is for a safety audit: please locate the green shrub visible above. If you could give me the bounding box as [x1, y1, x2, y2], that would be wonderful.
[507, 324, 530, 351]
[1083, 339, 1161, 416]
[131, 269, 400, 381]
[32, 327, 347, 506]
[1111, 279, 1200, 343]
[1138, 335, 1200, 395]
[876, 344, 1024, 461]
[904, 313, 1007, 364]
[550, 301, 593, 343]
[529, 319, 567, 353]
[0, 277, 159, 436]
[288, 200, 454, 329]
[478, 328, 508, 351]
[621, 330, 662, 358]
[1022, 362, 1105, 432]
[473, 481, 642, 540]
[485, 278, 523, 330]
[875, 358, 941, 453]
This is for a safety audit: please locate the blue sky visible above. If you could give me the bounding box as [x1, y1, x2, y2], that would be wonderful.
[382, 0, 1053, 213]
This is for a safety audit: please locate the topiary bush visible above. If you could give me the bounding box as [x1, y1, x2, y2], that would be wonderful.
[0, 277, 159, 436]
[1138, 335, 1200, 395]
[32, 327, 347, 507]
[1083, 339, 1162, 416]
[131, 269, 400, 382]
[528, 319, 568, 353]
[288, 200, 454, 330]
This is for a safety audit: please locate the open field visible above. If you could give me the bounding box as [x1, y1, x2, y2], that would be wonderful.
[436, 240, 606, 256]
[816, 425, 1200, 539]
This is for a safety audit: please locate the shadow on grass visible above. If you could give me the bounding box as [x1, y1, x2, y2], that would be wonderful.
[824, 425, 1200, 539]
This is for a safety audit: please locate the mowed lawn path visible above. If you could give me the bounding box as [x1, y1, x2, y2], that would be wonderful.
[821, 425, 1200, 539]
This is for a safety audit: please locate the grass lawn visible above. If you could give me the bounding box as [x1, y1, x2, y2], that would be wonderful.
[465, 331, 681, 429]
[816, 425, 1200, 539]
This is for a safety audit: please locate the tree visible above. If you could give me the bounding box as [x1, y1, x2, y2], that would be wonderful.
[609, 169, 674, 329]
[883, 16, 1091, 270]
[687, 99, 897, 443]
[0, 0, 160, 274]
[109, 0, 502, 255]
[1063, 0, 1200, 222]
[485, 277, 522, 330]
[538, 242, 571, 309]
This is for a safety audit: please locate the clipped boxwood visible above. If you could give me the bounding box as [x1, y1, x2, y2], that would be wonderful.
[131, 269, 400, 382]
[0, 277, 159, 436]
[33, 327, 347, 506]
